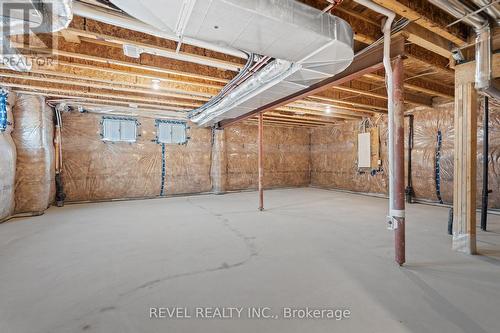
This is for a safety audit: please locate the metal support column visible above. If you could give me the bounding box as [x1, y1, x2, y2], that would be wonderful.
[258, 112, 264, 211]
[392, 56, 406, 265]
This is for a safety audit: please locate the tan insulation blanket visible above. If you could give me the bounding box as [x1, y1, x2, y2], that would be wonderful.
[0, 91, 16, 221]
[311, 115, 388, 194]
[12, 94, 55, 214]
[311, 101, 500, 209]
[61, 112, 212, 201]
[225, 124, 311, 191]
[411, 103, 454, 204]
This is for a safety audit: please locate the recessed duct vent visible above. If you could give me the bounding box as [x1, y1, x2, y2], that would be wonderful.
[110, 0, 354, 126]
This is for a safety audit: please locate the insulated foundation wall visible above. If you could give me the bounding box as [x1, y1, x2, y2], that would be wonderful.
[311, 101, 500, 209]
[61, 112, 212, 201]
[11, 94, 55, 215]
[60, 114, 311, 202]
[310, 115, 388, 194]
[0, 91, 16, 221]
[225, 123, 311, 191]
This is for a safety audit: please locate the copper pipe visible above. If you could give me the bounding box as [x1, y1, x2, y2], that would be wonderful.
[393, 56, 405, 265]
[258, 112, 264, 211]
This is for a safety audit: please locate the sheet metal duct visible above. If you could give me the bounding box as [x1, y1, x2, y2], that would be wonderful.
[428, 0, 500, 100]
[0, 0, 73, 72]
[471, 0, 500, 25]
[110, 0, 354, 126]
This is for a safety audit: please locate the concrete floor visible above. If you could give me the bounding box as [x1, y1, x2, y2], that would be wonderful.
[1, 188, 499, 333]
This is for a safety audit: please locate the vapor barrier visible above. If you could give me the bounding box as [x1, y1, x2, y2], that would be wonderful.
[12, 94, 55, 214]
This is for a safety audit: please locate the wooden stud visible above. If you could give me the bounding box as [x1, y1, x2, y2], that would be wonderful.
[453, 63, 478, 254]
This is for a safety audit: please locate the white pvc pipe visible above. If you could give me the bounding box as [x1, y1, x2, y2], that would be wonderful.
[353, 0, 397, 219]
[73, 1, 248, 60]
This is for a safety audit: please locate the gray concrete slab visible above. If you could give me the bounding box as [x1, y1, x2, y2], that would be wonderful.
[1, 188, 499, 333]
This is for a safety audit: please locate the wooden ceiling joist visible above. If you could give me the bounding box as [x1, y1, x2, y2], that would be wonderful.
[362, 72, 454, 99]
[69, 16, 245, 65]
[400, 23, 453, 58]
[17, 90, 191, 114]
[62, 27, 244, 71]
[372, 0, 467, 46]
[286, 102, 374, 117]
[0, 71, 212, 102]
[1, 81, 197, 111]
[307, 94, 387, 112]
[54, 60, 225, 91]
[0, 65, 218, 98]
[331, 83, 433, 107]
[276, 107, 363, 120]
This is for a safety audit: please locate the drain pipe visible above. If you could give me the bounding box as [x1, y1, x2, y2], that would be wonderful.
[353, 1, 404, 264]
[405, 114, 414, 204]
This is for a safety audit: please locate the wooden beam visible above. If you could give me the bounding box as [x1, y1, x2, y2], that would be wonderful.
[455, 53, 500, 84]
[54, 60, 225, 90]
[372, 0, 467, 46]
[333, 6, 379, 26]
[363, 72, 454, 98]
[0, 71, 211, 102]
[266, 112, 339, 123]
[0, 81, 198, 110]
[331, 82, 433, 107]
[261, 115, 328, 126]
[307, 95, 388, 112]
[276, 107, 362, 120]
[63, 27, 243, 71]
[400, 23, 453, 58]
[288, 100, 377, 116]
[405, 44, 453, 73]
[0, 64, 219, 97]
[20, 45, 230, 84]
[12, 90, 189, 113]
[60, 30, 81, 44]
[247, 118, 322, 128]
[70, 15, 245, 64]
[15, 35, 234, 83]
[453, 62, 478, 254]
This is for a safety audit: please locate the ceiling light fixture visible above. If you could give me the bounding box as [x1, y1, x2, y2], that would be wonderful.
[325, 105, 333, 114]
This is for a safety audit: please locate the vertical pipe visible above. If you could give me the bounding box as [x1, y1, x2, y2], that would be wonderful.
[393, 56, 405, 266]
[405, 115, 414, 203]
[481, 96, 489, 231]
[54, 108, 65, 207]
[258, 112, 264, 211]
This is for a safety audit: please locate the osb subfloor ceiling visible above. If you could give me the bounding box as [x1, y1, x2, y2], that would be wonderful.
[1, 0, 472, 128]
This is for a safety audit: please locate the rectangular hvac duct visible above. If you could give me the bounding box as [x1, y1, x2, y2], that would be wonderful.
[110, 0, 354, 126]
